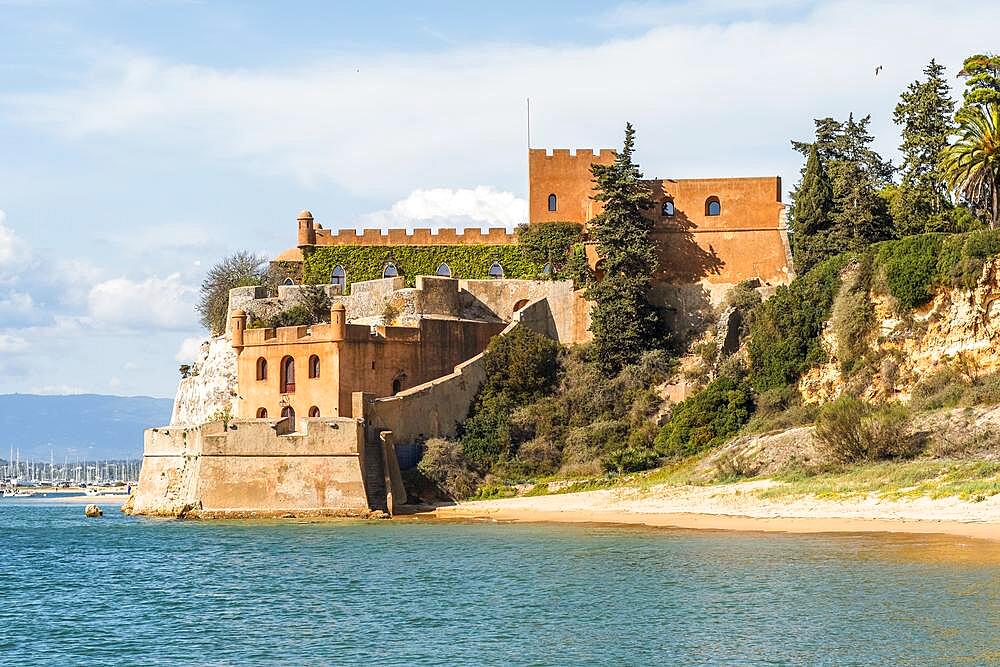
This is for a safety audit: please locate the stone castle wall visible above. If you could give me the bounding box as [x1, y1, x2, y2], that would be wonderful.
[130, 416, 402, 518]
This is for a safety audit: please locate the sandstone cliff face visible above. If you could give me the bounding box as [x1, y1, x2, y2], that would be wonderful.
[170, 336, 238, 425]
[800, 259, 1000, 403]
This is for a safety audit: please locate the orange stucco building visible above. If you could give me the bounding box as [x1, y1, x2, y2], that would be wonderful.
[230, 304, 505, 425]
[527, 148, 792, 286]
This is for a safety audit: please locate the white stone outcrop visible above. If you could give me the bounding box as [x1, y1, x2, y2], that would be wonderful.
[170, 336, 238, 426]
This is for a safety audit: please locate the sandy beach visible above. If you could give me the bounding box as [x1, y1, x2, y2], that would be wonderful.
[432, 481, 1000, 543]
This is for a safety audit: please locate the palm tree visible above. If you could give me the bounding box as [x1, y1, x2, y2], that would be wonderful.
[942, 104, 1000, 228]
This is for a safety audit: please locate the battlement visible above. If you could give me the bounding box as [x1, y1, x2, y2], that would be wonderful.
[529, 148, 617, 160]
[312, 226, 517, 247]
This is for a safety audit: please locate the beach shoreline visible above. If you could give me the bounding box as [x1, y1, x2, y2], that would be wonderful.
[429, 481, 1000, 543]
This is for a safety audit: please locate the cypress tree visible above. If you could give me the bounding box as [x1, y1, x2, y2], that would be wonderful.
[586, 123, 662, 374]
[788, 144, 834, 274]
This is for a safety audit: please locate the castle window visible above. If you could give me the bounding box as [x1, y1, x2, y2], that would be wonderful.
[706, 197, 721, 216]
[382, 262, 399, 278]
[662, 200, 675, 217]
[435, 263, 452, 277]
[488, 261, 504, 279]
[281, 405, 295, 423]
[392, 378, 403, 394]
[308, 406, 320, 418]
[256, 407, 267, 418]
[331, 265, 346, 288]
[308, 354, 320, 379]
[547, 194, 557, 212]
[256, 357, 267, 381]
[282, 277, 295, 286]
[280, 355, 295, 393]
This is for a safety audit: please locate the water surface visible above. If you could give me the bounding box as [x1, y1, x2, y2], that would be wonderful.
[1, 500, 998, 665]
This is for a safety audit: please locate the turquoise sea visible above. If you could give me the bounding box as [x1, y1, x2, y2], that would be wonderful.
[1, 499, 998, 666]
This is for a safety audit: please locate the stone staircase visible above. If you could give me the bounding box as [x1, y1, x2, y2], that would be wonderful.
[361, 438, 389, 513]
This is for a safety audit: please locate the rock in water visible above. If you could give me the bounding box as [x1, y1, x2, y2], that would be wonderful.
[84, 504, 103, 518]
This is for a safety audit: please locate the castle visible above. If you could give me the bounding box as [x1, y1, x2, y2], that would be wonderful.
[128, 147, 792, 519]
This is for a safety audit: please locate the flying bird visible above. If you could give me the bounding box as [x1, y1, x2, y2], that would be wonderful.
[875, 65, 883, 77]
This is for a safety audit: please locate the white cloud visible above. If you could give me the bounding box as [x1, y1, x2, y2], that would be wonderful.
[87, 273, 197, 330]
[5, 1, 995, 202]
[356, 187, 526, 231]
[0, 333, 28, 353]
[0, 210, 31, 277]
[174, 336, 205, 362]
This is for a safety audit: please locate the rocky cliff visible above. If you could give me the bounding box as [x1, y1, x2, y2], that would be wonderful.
[170, 336, 238, 426]
[800, 258, 1000, 403]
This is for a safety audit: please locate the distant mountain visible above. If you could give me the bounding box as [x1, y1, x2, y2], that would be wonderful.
[0, 394, 173, 461]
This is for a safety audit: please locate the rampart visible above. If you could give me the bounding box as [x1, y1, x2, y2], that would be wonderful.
[130, 415, 406, 518]
[313, 226, 518, 246]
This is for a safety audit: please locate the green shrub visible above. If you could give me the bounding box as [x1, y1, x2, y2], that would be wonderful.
[748, 253, 853, 391]
[417, 438, 483, 499]
[654, 377, 755, 458]
[961, 371, 1000, 406]
[910, 367, 965, 411]
[460, 326, 561, 467]
[871, 234, 943, 310]
[303, 244, 540, 288]
[601, 444, 659, 474]
[814, 396, 914, 463]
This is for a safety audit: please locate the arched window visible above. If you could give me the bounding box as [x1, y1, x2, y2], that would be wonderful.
[282, 277, 295, 286]
[308, 406, 320, 418]
[662, 200, 675, 217]
[308, 355, 320, 379]
[256, 357, 267, 381]
[513, 298, 529, 313]
[280, 356, 295, 393]
[392, 378, 403, 394]
[488, 261, 504, 279]
[706, 197, 721, 216]
[281, 405, 295, 423]
[542, 262, 553, 275]
[547, 194, 557, 212]
[331, 265, 346, 288]
[435, 263, 452, 277]
[256, 407, 268, 418]
[382, 262, 399, 278]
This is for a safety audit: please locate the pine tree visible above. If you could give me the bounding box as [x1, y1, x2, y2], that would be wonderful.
[586, 123, 662, 374]
[788, 144, 834, 274]
[957, 53, 1000, 119]
[891, 59, 955, 235]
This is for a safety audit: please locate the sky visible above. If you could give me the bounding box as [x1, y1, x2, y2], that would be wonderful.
[0, 0, 995, 399]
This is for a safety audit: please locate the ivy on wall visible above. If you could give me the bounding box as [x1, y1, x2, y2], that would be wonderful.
[302, 244, 542, 288]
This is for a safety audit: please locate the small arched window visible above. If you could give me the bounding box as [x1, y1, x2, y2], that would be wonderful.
[488, 262, 504, 279]
[308, 406, 320, 418]
[308, 355, 320, 379]
[331, 265, 346, 288]
[256, 407, 268, 418]
[547, 194, 557, 212]
[542, 262, 553, 275]
[280, 355, 295, 393]
[706, 197, 721, 216]
[662, 200, 675, 217]
[282, 277, 295, 286]
[281, 405, 295, 423]
[383, 262, 399, 278]
[256, 357, 267, 381]
[513, 298, 529, 313]
[435, 263, 452, 277]
[392, 378, 403, 394]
